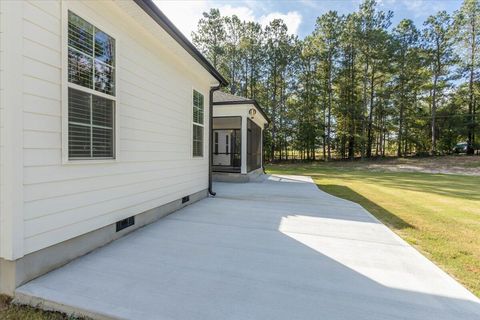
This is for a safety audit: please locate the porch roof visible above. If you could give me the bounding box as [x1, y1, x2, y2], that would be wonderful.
[213, 91, 270, 124]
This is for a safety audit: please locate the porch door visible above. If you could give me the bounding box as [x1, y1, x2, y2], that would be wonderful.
[230, 129, 241, 168]
[212, 129, 241, 172]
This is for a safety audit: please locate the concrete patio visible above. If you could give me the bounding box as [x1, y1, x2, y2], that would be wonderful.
[15, 175, 480, 320]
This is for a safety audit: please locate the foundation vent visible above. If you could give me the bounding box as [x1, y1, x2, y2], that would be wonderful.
[116, 216, 135, 232]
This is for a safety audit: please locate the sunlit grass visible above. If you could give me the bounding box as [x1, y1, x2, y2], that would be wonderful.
[267, 161, 480, 296]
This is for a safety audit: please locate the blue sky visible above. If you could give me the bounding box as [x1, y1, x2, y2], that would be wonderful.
[155, 0, 463, 40]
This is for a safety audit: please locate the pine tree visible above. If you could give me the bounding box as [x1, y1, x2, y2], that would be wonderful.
[455, 0, 480, 154]
[314, 11, 342, 160]
[192, 9, 226, 69]
[423, 11, 456, 154]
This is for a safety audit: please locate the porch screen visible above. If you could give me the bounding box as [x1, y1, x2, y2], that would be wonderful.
[247, 119, 262, 172]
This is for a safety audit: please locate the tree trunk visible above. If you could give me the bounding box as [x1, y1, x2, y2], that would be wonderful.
[366, 68, 375, 158]
[398, 103, 404, 157]
[431, 38, 441, 155]
[271, 61, 278, 161]
[361, 59, 369, 160]
[473, 97, 477, 149]
[467, 22, 476, 155]
[404, 123, 408, 156]
[431, 74, 438, 154]
[327, 54, 333, 160]
[323, 135, 327, 161]
[349, 46, 356, 160]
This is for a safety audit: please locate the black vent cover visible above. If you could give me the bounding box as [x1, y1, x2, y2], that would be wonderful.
[182, 196, 190, 204]
[116, 216, 135, 232]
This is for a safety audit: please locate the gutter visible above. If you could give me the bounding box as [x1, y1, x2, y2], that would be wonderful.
[208, 85, 222, 196]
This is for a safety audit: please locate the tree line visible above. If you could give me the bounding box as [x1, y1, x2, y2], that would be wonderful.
[193, 0, 479, 160]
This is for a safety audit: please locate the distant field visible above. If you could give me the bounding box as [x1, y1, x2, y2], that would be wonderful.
[307, 155, 480, 175]
[267, 155, 480, 297]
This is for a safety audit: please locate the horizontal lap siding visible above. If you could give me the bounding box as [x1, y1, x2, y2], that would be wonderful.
[0, 0, 4, 244]
[22, 1, 210, 254]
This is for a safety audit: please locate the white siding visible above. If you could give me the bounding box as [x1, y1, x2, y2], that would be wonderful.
[16, 0, 215, 255]
[0, 0, 4, 251]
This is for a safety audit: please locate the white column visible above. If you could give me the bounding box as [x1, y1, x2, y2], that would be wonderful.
[241, 116, 248, 174]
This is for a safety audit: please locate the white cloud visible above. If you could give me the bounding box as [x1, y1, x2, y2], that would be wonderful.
[217, 5, 255, 22]
[153, 0, 209, 40]
[400, 0, 452, 19]
[402, 0, 424, 12]
[378, 0, 398, 5]
[259, 11, 302, 35]
[298, 0, 320, 9]
[153, 0, 302, 40]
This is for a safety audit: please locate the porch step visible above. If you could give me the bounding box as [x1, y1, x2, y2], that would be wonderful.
[213, 168, 265, 183]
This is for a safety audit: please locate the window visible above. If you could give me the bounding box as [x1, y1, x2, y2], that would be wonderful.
[67, 11, 116, 159]
[214, 132, 219, 154]
[192, 90, 204, 157]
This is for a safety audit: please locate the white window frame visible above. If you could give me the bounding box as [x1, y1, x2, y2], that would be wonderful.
[61, 2, 120, 164]
[192, 88, 205, 158]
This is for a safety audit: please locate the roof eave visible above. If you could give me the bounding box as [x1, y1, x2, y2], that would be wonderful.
[133, 0, 228, 87]
[212, 100, 271, 124]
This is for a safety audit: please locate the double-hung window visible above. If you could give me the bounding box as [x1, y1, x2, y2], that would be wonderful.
[67, 11, 116, 159]
[192, 90, 204, 157]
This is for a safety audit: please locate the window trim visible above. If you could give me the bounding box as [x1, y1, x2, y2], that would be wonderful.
[61, 3, 120, 164]
[191, 88, 205, 159]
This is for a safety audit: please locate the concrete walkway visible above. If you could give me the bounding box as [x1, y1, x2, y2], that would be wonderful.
[16, 175, 480, 320]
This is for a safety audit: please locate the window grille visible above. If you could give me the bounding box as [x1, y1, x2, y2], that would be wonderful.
[192, 90, 204, 157]
[68, 11, 116, 159]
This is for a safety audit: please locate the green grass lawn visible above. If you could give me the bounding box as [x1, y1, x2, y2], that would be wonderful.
[267, 161, 480, 297]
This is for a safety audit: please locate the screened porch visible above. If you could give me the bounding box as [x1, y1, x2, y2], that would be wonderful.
[212, 116, 263, 175]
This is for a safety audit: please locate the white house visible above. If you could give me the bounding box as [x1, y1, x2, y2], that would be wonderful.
[212, 91, 269, 182]
[0, 0, 228, 294]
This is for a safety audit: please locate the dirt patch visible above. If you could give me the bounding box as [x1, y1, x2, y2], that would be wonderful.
[0, 295, 11, 312]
